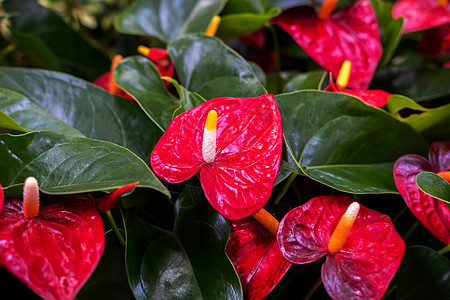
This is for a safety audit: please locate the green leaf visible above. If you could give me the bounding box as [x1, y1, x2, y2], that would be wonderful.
[216, 7, 281, 41]
[0, 110, 26, 133]
[115, 0, 227, 43]
[114, 56, 179, 131]
[169, 34, 266, 99]
[397, 246, 450, 300]
[123, 184, 242, 300]
[77, 230, 135, 300]
[3, 0, 110, 80]
[0, 67, 161, 161]
[166, 77, 207, 117]
[387, 94, 450, 140]
[0, 131, 169, 196]
[0, 87, 82, 136]
[415, 172, 450, 204]
[370, 0, 403, 68]
[283, 70, 326, 93]
[276, 90, 429, 193]
[222, 0, 266, 14]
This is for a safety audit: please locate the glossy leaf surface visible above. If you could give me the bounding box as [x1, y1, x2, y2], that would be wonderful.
[227, 218, 291, 300]
[0, 131, 169, 196]
[115, 0, 227, 43]
[277, 195, 405, 300]
[0, 195, 104, 300]
[3, 0, 110, 80]
[392, 0, 450, 33]
[397, 246, 450, 300]
[114, 56, 179, 131]
[394, 142, 450, 244]
[151, 94, 283, 219]
[123, 185, 242, 300]
[276, 90, 429, 193]
[415, 172, 450, 204]
[283, 70, 326, 93]
[168, 35, 266, 99]
[272, 0, 382, 89]
[0, 67, 161, 161]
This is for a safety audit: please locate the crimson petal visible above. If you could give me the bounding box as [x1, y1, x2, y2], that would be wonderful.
[394, 142, 450, 244]
[392, 0, 450, 33]
[96, 181, 139, 211]
[418, 24, 450, 57]
[272, 0, 381, 89]
[226, 218, 291, 300]
[151, 94, 283, 219]
[0, 195, 105, 300]
[93, 72, 135, 101]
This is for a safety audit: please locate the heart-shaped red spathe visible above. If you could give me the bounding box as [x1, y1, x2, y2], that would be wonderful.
[277, 195, 405, 300]
[324, 77, 390, 108]
[93, 72, 135, 101]
[151, 94, 283, 219]
[226, 218, 291, 300]
[271, 0, 382, 90]
[392, 0, 450, 33]
[0, 195, 105, 300]
[393, 141, 450, 245]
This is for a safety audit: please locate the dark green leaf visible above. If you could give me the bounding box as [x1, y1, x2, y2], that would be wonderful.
[370, 0, 403, 68]
[216, 7, 280, 41]
[0, 131, 169, 196]
[415, 172, 450, 204]
[169, 34, 266, 99]
[115, 0, 227, 43]
[397, 246, 450, 300]
[166, 77, 207, 117]
[283, 70, 326, 92]
[222, 0, 266, 14]
[123, 184, 242, 300]
[77, 230, 135, 300]
[0, 109, 26, 133]
[0, 87, 82, 136]
[0, 67, 161, 161]
[114, 56, 179, 131]
[3, 0, 110, 80]
[276, 90, 429, 193]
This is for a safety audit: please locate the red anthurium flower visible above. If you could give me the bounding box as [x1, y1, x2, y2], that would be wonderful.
[393, 141, 450, 245]
[137, 46, 174, 87]
[324, 60, 390, 108]
[93, 54, 135, 101]
[277, 195, 405, 300]
[418, 23, 450, 57]
[0, 177, 105, 300]
[392, 0, 450, 34]
[151, 94, 283, 219]
[95, 181, 139, 211]
[272, 0, 382, 90]
[226, 217, 291, 300]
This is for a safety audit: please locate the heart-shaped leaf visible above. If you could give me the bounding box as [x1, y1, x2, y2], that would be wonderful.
[277, 195, 405, 300]
[0, 67, 162, 161]
[394, 142, 450, 244]
[114, 0, 227, 43]
[415, 172, 450, 204]
[283, 70, 326, 93]
[226, 218, 291, 300]
[114, 56, 179, 131]
[168, 34, 266, 99]
[0, 88, 82, 136]
[123, 184, 242, 300]
[276, 90, 429, 193]
[151, 94, 283, 219]
[272, 0, 382, 90]
[0, 194, 104, 300]
[392, 0, 450, 33]
[0, 131, 169, 196]
[3, 0, 110, 80]
[397, 246, 450, 300]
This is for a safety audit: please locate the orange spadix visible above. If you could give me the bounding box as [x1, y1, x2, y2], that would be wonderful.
[318, 0, 338, 19]
[108, 54, 123, 95]
[438, 0, 448, 7]
[252, 209, 279, 236]
[205, 16, 221, 37]
[328, 202, 360, 253]
[202, 110, 217, 163]
[137, 45, 151, 57]
[437, 171, 450, 182]
[337, 60, 352, 88]
[23, 177, 40, 219]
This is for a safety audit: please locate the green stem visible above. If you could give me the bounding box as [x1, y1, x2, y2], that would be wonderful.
[273, 173, 298, 205]
[266, 23, 281, 94]
[392, 206, 408, 224]
[438, 243, 450, 255]
[302, 277, 322, 300]
[403, 220, 420, 242]
[106, 210, 126, 247]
